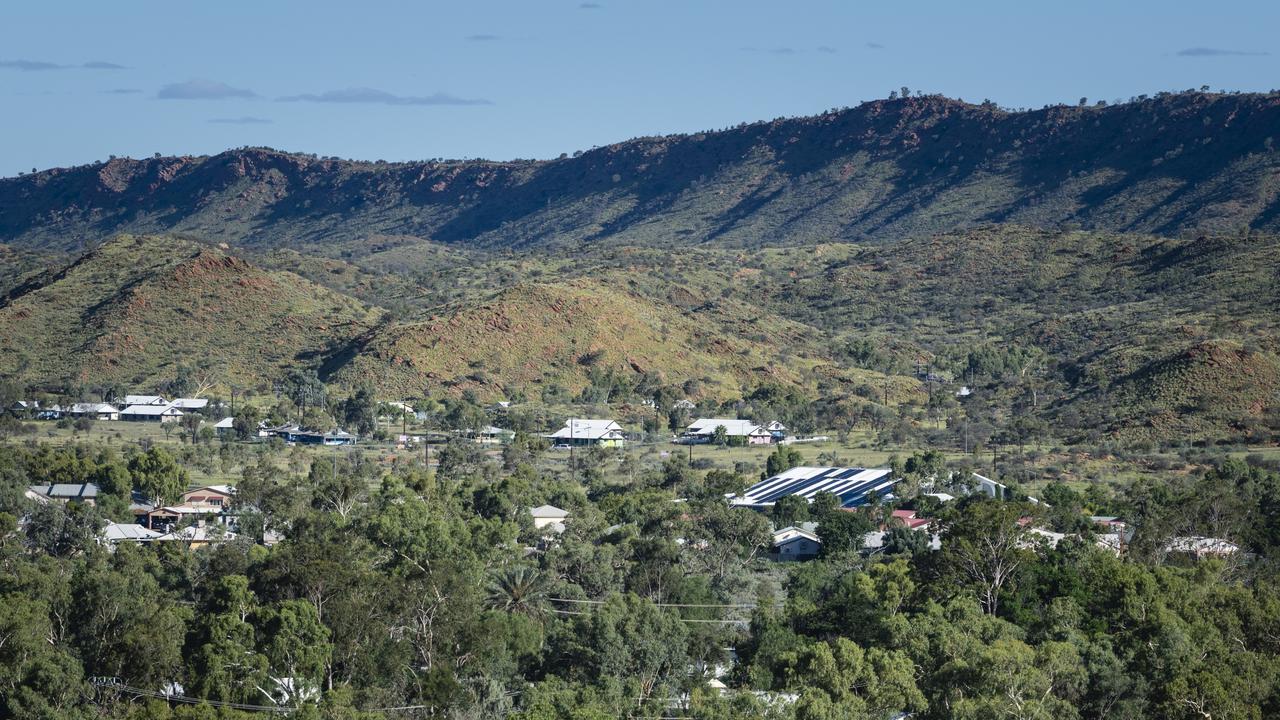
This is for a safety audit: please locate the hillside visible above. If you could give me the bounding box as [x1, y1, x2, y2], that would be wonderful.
[0, 235, 383, 389]
[322, 278, 891, 402]
[3, 92, 1280, 253]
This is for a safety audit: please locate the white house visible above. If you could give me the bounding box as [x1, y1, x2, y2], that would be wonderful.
[213, 417, 235, 435]
[546, 418, 626, 447]
[102, 522, 165, 545]
[530, 505, 569, 535]
[969, 473, 1043, 505]
[383, 401, 416, 415]
[682, 418, 772, 445]
[772, 524, 821, 561]
[468, 426, 515, 445]
[122, 395, 168, 407]
[120, 404, 184, 423]
[65, 402, 120, 421]
[170, 398, 209, 410]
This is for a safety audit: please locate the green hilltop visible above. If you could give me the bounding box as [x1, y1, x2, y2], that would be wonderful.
[0, 235, 383, 390]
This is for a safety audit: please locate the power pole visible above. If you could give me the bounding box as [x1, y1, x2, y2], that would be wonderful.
[569, 419, 576, 482]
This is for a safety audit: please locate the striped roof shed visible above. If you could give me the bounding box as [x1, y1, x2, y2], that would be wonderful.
[731, 466, 897, 509]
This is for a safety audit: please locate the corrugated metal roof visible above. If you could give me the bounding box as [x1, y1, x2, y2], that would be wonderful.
[547, 418, 624, 440]
[121, 404, 182, 416]
[732, 466, 897, 508]
[685, 418, 766, 436]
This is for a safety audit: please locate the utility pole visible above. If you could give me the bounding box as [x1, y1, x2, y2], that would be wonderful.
[569, 419, 576, 482]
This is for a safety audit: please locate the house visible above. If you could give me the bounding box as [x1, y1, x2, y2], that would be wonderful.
[282, 428, 357, 445]
[142, 503, 228, 532]
[170, 398, 209, 411]
[681, 418, 772, 445]
[530, 504, 569, 531]
[102, 522, 165, 545]
[120, 404, 183, 422]
[771, 523, 821, 561]
[260, 422, 297, 438]
[64, 402, 120, 421]
[969, 473, 1042, 505]
[9, 400, 40, 416]
[122, 395, 168, 407]
[546, 418, 626, 448]
[468, 426, 515, 445]
[731, 466, 898, 510]
[383, 401, 417, 416]
[181, 485, 235, 509]
[888, 509, 932, 531]
[766, 421, 788, 440]
[672, 399, 696, 411]
[27, 483, 100, 505]
[213, 417, 235, 436]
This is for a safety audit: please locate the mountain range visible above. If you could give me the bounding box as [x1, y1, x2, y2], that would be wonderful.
[2, 92, 1279, 255]
[1, 91, 1278, 444]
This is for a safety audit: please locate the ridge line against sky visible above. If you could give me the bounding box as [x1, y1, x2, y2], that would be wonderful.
[1, 0, 1277, 176]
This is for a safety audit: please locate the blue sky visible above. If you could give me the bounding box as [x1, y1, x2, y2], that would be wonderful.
[2, 0, 1278, 176]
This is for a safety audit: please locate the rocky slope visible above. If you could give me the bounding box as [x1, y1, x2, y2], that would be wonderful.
[3, 92, 1279, 253]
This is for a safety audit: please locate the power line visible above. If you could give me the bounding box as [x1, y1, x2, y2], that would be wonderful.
[549, 597, 755, 609]
[549, 608, 749, 625]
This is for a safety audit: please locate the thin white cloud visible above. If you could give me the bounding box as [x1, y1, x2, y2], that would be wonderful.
[1176, 47, 1269, 57]
[277, 87, 492, 106]
[0, 59, 126, 71]
[157, 79, 257, 100]
[209, 116, 273, 124]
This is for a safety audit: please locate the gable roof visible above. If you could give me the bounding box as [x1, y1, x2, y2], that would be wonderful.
[772, 525, 820, 545]
[732, 466, 897, 509]
[530, 504, 569, 519]
[170, 398, 209, 409]
[184, 484, 236, 498]
[685, 418, 768, 436]
[123, 395, 168, 406]
[547, 418, 624, 441]
[67, 402, 118, 414]
[121, 404, 183, 416]
[29, 483, 100, 500]
[103, 522, 164, 542]
[213, 417, 234, 429]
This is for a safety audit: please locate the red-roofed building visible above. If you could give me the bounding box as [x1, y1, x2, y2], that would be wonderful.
[888, 509, 933, 531]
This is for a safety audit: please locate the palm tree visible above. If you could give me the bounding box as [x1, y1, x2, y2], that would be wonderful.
[486, 566, 550, 619]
